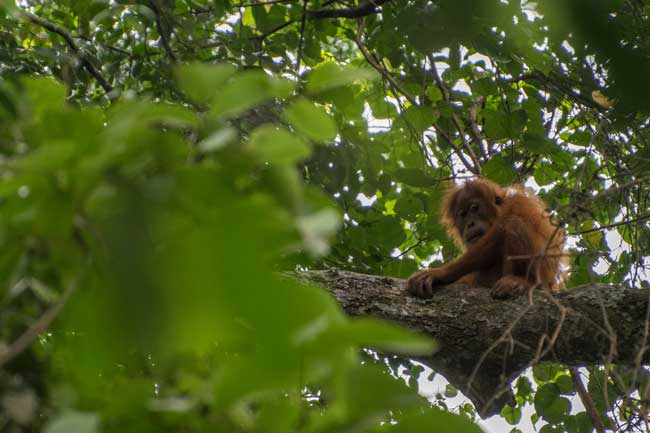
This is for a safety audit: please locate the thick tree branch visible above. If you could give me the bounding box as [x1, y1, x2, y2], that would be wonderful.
[19, 11, 114, 94]
[294, 269, 650, 417]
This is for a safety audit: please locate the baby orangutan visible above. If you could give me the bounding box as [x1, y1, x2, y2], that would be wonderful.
[406, 178, 567, 299]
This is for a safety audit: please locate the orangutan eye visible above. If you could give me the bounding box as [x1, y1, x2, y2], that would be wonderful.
[495, 196, 503, 205]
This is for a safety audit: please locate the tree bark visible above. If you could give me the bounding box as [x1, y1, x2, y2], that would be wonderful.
[292, 269, 650, 418]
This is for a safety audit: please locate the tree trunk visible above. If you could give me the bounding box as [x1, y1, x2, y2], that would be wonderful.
[292, 269, 650, 418]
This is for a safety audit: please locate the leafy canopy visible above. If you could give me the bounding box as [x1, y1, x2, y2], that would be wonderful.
[1, 1, 650, 432]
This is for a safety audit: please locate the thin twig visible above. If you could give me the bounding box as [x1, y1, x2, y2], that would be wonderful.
[570, 214, 650, 235]
[470, 96, 488, 159]
[432, 122, 477, 174]
[354, 20, 448, 169]
[354, 19, 416, 105]
[0, 281, 77, 368]
[466, 305, 532, 392]
[507, 70, 604, 111]
[307, 0, 390, 18]
[19, 11, 114, 94]
[241, 0, 295, 6]
[295, 0, 308, 74]
[150, 0, 177, 61]
[250, 0, 337, 40]
[429, 58, 482, 172]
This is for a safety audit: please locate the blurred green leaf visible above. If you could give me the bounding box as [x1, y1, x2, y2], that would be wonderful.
[284, 98, 338, 142]
[347, 317, 436, 355]
[210, 71, 294, 118]
[306, 61, 376, 94]
[197, 127, 238, 154]
[44, 411, 98, 433]
[175, 62, 237, 105]
[393, 168, 438, 187]
[249, 124, 311, 165]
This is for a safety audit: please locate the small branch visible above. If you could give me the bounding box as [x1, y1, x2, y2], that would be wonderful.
[429, 58, 482, 172]
[508, 70, 604, 112]
[393, 237, 430, 259]
[149, 0, 177, 61]
[251, 19, 294, 40]
[76, 35, 131, 57]
[470, 96, 489, 159]
[19, 11, 114, 94]
[570, 367, 607, 433]
[570, 214, 650, 236]
[354, 18, 416, 106]
[354, 19, 442, 169]
[295, 0, 309, 74]
[241, 0, 294, 6]
[0, 282, 77, 368]
[306, 0, 390, 19]
[250, 0, 338, 40]
[432, 122, 478, 174]
[591, 176, 650, 202]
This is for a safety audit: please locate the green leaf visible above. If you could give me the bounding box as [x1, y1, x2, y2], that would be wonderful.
[305, 61, 376, 94]
[534, 163, 556, 186]
[533, 363, 563, 382]
[388, 406, 484, 433]
[394, 195, 424, 220]
[569, 130, 592, 146]
[500, 404, 522, 425]
[523, 132, 556, 154]
[565, 412, 594, 433]
[297, 208, 341, 256]
[515, 376, 534, 399]
[534, 383, 571, 424]
[402, 105, 437, 133]
[555, 374, 575, 395]
[249, 124, 311, 165]
[175, 62, 237, 105]
[284, 98, 337, 142]
[22, 77, 66, 117]
[393, 168, 438, 187]
[44, 411, 99, 433]
[534, 383, 560, 409]
[483, 109, 527, 140]
[482, 155, 517, 185]
[426, 86, 444, 102]
[444, 384, 458, 398]
[539, 424, 563, 433]
[347, 317, 436, 355]
[197, 127, 238, 154]
[210, 70, 295, 118]
[367, 216, 406, 250]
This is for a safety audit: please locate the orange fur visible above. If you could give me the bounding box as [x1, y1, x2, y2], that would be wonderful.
[407, 178, 568, 298]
